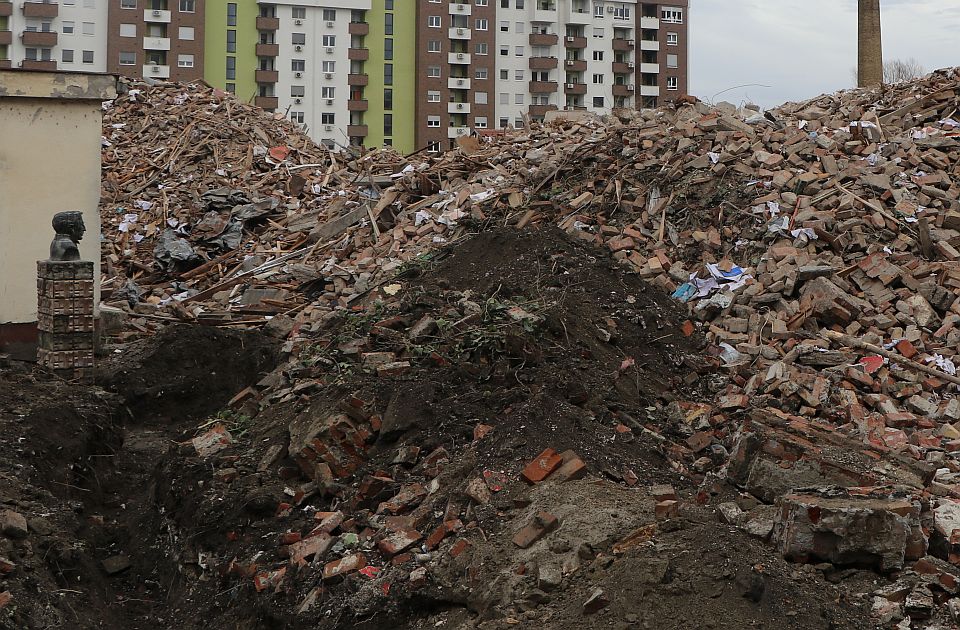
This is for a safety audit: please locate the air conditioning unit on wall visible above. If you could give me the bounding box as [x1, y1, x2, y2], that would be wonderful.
[294, 98, 302, 103]
[294, 19, 303, 25]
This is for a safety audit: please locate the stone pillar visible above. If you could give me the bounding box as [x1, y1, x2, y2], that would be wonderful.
[36, 260, 95, 383]
[858, 0, 883, 87]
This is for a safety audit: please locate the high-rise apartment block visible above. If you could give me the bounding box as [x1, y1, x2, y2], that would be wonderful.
[1, 0, 688, 154]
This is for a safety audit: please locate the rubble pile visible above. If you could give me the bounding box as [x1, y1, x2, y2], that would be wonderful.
[88, 68, 960, 627]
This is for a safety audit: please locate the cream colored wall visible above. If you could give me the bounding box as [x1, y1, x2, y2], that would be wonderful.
[0, 98, 102, 323]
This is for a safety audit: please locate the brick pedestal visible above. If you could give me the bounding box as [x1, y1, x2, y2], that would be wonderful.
[36, 260, 95, 383]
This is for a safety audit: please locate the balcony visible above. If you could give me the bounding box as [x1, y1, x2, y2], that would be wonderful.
[564, 82, 586, 95]
[563, 36, 586, 49]
[447, 126, 469, 139]
[348, 73, 368, 86]
[143, 36, 170, 50]
[447, 101, 470, 114]
[448, 2, 470, 15]
[347, 99, 368, 111]
[20, 59, 56, 69]
[347, 124, 368, 137]
[0, 60, 10, 69]
[255, 43, 278, 56]
[447, 76, 470, 90]
[533, 9, 556, 23]
[0, 30, 11, 45]
[640, 39, 659, 51]
[529, 32, 557, 47]
[640, 17, 660, 29]
[144, 8, 170, 22]
[528, 80, 558, 93]
[256, 16, 279, 30]
[254, 96, 278, 109]
[612, 62, 633, 74]
[448, 26, 470, 40]
[347, 47, 368, 61]
[639, 85, 660, 97]
[612, 38, 635, 51]
[563, 59, 586, 72]
[640, 63, 659, 74]
[255, 69, 278, 83]
[0, 1, 11, 15]
[565, 8, 591, 24]
[22, 1, 57, 18]
[529, 56, 557, 70]
[143, 63, 170, 78]
[348, 21, 368, 35]
[448, 51, 470, 64]
[529, 104, 558, 118]
[612, 84, 634, 97]
[21, 30, 57, 46]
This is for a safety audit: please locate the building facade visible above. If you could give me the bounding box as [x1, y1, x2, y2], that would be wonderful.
[106, 0, 205, 81]
[1, 0, 108, 71]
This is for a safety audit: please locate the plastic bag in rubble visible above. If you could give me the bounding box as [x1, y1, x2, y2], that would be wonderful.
[154, 229, 201, 271]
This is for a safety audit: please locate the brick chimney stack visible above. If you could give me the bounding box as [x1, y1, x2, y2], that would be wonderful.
[858, 0, 883, 87]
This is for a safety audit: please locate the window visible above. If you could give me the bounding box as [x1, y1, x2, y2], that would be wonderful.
[291, 85, 305, 97]
[515, 93, 524, 105]
[514, 70, 523, 80]
[592, 50, 604, 61]
[291, 112, 305, 124]
[322, 8, 336, 20]
[667, 54, 678, 68]
[119, 51, 135, 65]
[613, 5, 629, 19]
[24, 48, 38, 61]
[475, 42, 488, 55]
[500, 0, 507, 6]
[593, 28, 604, 38]
[179, 26, 194, 40]
[321, 113, 335, 124]
[322, 34, 335, 46]
[515, 22, 524, 34]
[475, 67, 488, 79]
[384, 88, 393, 109]
[499, 46, 508, 56]
[227, 3, 236, 25]
[178, 54, 194, 67]
[594, 3, 604, 17]
[292, 59, 305, 71]
[384, 114, 392, 136]
[178, 0, 194, 12]
[515, 46, 524, 56]
[499, 69, 508, 80]
[427, 66, 441, 78]
[667, 32, 678, 46]
[427, 90, 441, 102]
[62, 21, 75, 34]
[227, 30, 236, 52]
[82, 22, 95, 35]
[427, 40, 441, 53]
[225, 83, 235, 93]
[427, 116, 440, 128]
[226, 56, 236, 79]
[384, 38, 393, 60]
[499, 117, 509, 128]
[661, 7, 683, 23]
[61, 49, 74, 63]
[428, 15, 441, 28]
[292, 33, 305, 45]
[120, 0, 135, 7]
[475, 0, 487, 5]
[385, 13, 393, 35]
[667, 76, 678, 90]
[516, 0, 524, 7]
[427, 141, 441, 153]
[322, 60, 335, 72]
[82, 50, 94, 63]
[321, 86, 335, 99]
[592, 73, 604, 84]
[384, 63, 393, 85]
[499, 21, 508, 32]
[475, 91, 487, 104]
[499, 92, 508, 105]
[475, 18, 487, 30]
[292, 6, 305, 19]
[593, 96, 604, 107]
[475, 117, 487, 128]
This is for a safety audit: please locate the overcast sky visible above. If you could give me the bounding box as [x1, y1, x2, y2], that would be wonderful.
[689, 0, 960, 108]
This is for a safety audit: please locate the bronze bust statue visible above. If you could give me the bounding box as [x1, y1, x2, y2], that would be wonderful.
[49, 211, 86, 262]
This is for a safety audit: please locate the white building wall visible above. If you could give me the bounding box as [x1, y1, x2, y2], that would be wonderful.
[583, 0, 636, 113]
[271, 0, 369, 147]
[8, 0, 107, 71]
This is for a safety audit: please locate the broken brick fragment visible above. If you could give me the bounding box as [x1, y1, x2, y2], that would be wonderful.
[512, 511, 560, 549]
[520, 448, 563, 484]
[322, 554, 367, 582]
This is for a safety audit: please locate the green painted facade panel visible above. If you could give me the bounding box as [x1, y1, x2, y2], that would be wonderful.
[364, 0, 415, 153]
[204, 0, 258, 103]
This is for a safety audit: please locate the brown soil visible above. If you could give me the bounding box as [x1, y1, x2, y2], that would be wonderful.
[0, 228, 873, 629]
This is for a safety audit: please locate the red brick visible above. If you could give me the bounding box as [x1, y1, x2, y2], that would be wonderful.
[0, 592, 12, 609]
[607, 236, 636, 252]
[289, 532, 333, 566]
[279, 532, 302, 545]
[655, 500, 680, 520]
[895, 339, 918, 359]
[449, 539, 471, 558]
[520, 448, 563, 484]
[391, 552, 413, 565]
[317, 511, 345, 533]
[512, 512, 560, 549]
[473, 424, 494, 441]
[425, 520, 463, 550]
[377, 529, 422, 558]
[322, 554, 367, 581]
[649, 484, 677, 502]
[554, 450, 588, 482]
[253, 567, 286, 592]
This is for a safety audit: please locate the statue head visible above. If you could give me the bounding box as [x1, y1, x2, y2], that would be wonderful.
[52, 211, 85, 244]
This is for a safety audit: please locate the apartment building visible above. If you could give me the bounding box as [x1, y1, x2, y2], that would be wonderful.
[363, 0, 415, 151]
[106, 0, 204, 81]
[0, 0, 107, 71]
[415, 0, 496, 153]
[637, 1, 688, 107]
